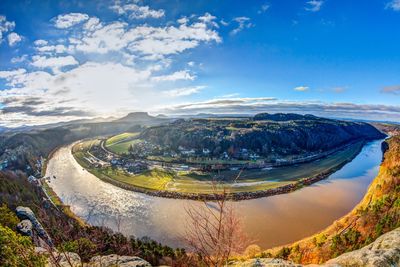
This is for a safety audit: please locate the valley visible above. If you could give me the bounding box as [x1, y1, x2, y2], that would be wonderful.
[69, 114, 384, 199]
[45, 138, 384, 249]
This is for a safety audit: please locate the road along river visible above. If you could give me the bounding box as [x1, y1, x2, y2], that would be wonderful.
[45, 140, 383, 249]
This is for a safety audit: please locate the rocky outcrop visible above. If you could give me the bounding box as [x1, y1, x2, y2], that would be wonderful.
[43, 252, 152, 267]
[230, 227, 400, 266]
[45, 251, 82, 267]
[17, 219, 33, 236]
[324, 227, 400, 267]
[229, 258, 301, 266]
[89, 254, 152, 266]
[16, 206, 53, 246]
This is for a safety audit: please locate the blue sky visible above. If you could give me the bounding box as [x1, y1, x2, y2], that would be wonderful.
[1, 0, 400, 126]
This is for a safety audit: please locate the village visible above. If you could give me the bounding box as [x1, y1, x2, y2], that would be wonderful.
[77, 136, 355, 179]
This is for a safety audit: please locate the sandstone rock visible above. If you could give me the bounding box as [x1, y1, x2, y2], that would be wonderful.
[16, 206, 53, 246]
[89, 254, 152, 266]
[17, 219, 33, 236]
[324, 227, 400, 267]
[46, 252, 82, 267]
[229, 258, 302, 267]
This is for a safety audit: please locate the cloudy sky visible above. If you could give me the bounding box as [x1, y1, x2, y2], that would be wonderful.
[1, 0, 400, 127]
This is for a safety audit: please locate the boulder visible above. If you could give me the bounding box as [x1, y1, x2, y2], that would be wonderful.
[46, 252, 82, 267]
[17, 219, 33, 236]
[15, 206, 53, 246]
[229, 258, 301, 266]
[324, 227, 400, 267]
[89, 254, 152, 267]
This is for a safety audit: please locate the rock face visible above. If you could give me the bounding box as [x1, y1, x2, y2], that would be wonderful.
[16, 206, 53, 246]
[17, 219, 33, 236]
[230, 227, 400, 267]
[89, 254, 152, 266]
[46, 252, 82, 267]
[42, 252, 151, 267]
[229, 258, 302, 267]
[324, 227, 400, 267]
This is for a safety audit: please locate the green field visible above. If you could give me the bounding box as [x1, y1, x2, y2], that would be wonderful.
[104, 132, 140, 154]
[72, 140, 364, 195]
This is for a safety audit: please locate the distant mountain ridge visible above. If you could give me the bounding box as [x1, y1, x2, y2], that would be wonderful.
[253, 113, 321, 121]
[114, 112, 158, 123]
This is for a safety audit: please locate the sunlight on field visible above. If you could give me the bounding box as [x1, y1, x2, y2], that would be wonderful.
[104, 132, 140, 154]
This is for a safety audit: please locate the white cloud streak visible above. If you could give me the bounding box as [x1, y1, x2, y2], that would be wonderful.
[31, 55, 79, 73]
[294, 86, 309, 91]
[386, 0, 400, 11]
[110, 1, 165, 19]
[230, 17, 253, 35]
[163, 86, 205, 97]
[53, 13, 89, 29]
[305, 0, 324, 12]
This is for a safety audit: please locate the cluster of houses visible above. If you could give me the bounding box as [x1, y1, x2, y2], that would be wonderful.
[88, 144, 148, 174]
[85, 136, 342, 177]
[128, 140, 162, 157]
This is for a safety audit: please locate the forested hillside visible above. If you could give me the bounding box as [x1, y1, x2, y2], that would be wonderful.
[139, 114, 385, 159]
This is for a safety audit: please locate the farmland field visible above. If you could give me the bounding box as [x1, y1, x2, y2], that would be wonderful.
[104, 132, 140, 154]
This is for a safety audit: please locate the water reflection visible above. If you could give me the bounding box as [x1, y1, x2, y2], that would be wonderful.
[46, 140, 382, 249]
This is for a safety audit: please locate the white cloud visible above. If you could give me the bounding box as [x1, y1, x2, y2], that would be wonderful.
[0, 61, 203, 126]
[11, 55, 28, 64]
[163, 86, 205, 97]
[34, 39, 48, 46]
[198, 12, 218, 27]
[36, 44, 68, 54]
[0, 15, 15, 42]
[54, 13, 89, 29]
[258, 4, 270, 14]
[386, 0, 400, 11]
[152, 70, 195, 82]
[7, 32, 22, 46]
[31, 55, 79, 73]
[0, 62, 153, 126]
[83, 17, 102, 31]
[177, 17, 189, 24]
[0, 9, 222, 126]
[69, 17, 221, 58]
[230, 17, 253, 35]
[220, 20, 229, 26]
[110, 2, 164, 19]
[294, 86, 309, 91]
[305, 0, 324, 12]
[0, 68, 26, 79]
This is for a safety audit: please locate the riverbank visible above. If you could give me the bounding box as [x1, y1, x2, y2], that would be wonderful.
[71, 140, 366, 201]
[250, 136, 400, 264]
[45, 139, 383, 249]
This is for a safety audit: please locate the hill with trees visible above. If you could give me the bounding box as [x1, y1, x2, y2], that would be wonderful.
[138, 114, 385, 160]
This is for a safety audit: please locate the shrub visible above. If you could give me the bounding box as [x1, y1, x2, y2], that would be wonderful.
[60, 237, 97, 262]
[0, 204, 19, 230]
[275, 246, 291, 260]
[244, 244, 262, 258]
[0, 224, 46, 267]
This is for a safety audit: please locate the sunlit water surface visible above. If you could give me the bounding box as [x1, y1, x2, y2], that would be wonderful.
[46, 140, 383, 249]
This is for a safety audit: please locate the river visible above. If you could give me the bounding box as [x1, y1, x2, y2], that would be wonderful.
[45, 140, 383, 249]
